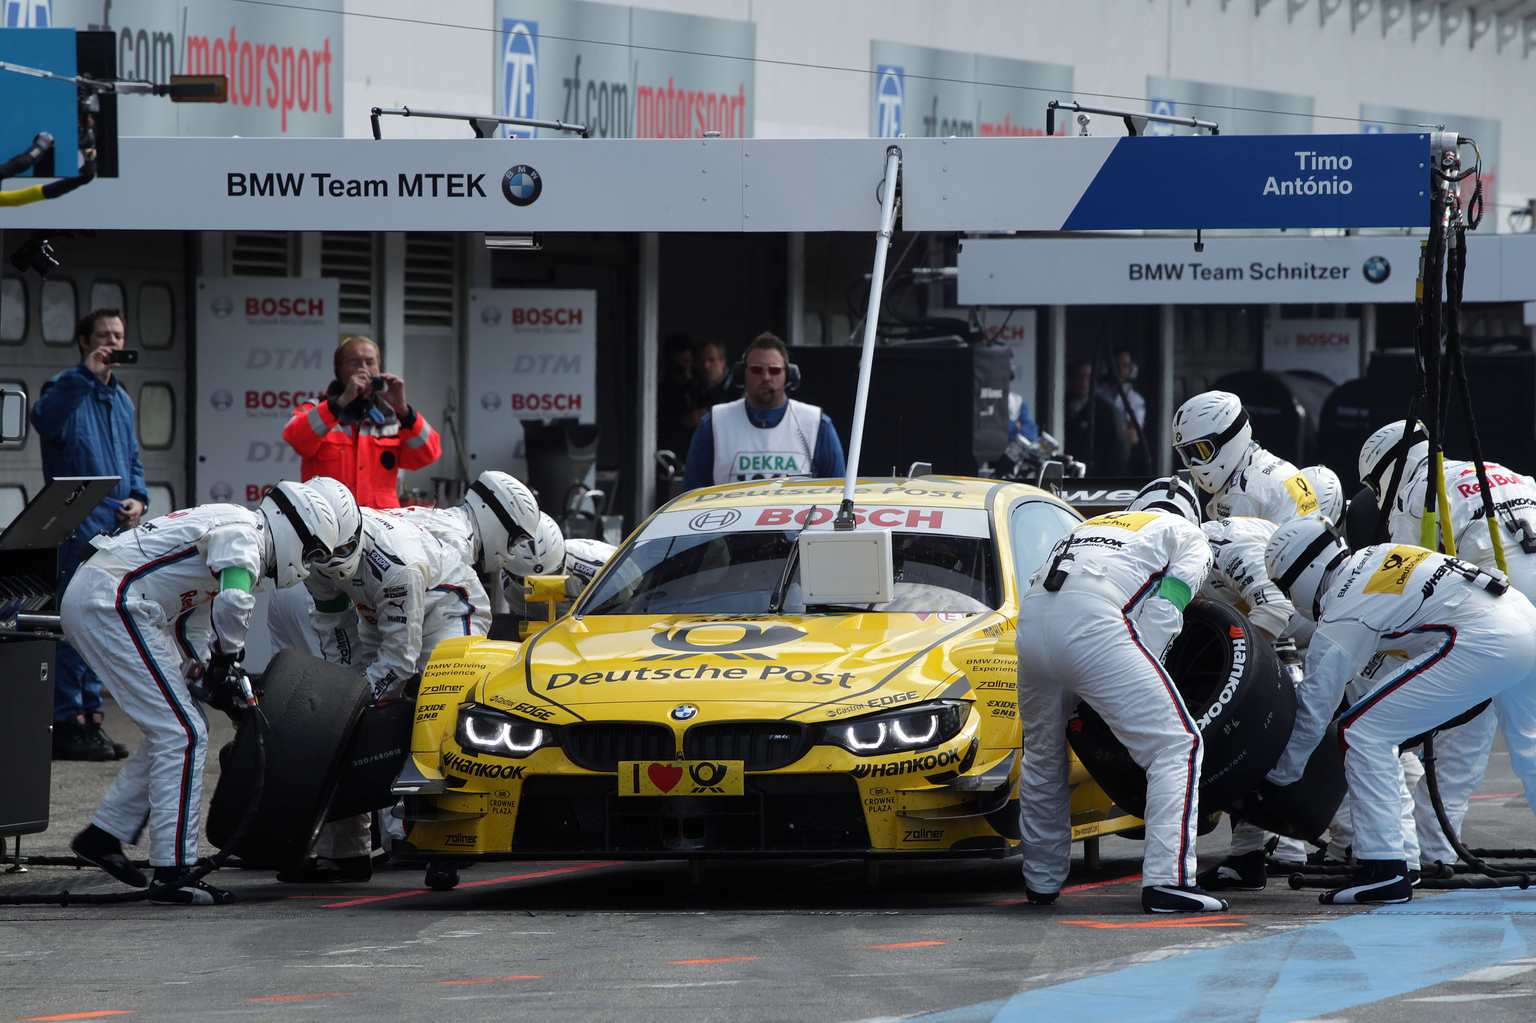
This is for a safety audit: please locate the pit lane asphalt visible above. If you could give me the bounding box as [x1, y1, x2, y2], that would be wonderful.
[5, 701, 1536, 1023]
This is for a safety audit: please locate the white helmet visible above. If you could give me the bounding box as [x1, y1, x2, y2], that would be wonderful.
[260, 481, 341, 589]
[1301, 464, 1345, 522]
[1127, 476, 1202, 525]
[1172, 391, 1253, 493]
[563, 538, 617, 598]
[1359, 420, 1429, 509]
[1265, 516, 1351, 621]
[462, 471, 540, 574]
[504, 513, 567, 582]
[304, 476, 365, 577]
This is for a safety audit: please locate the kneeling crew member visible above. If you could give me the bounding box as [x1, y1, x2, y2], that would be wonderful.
[1265, 519, 1536, 904]
[1015, 480, 1225, 913]
[64, 483, 340, 904]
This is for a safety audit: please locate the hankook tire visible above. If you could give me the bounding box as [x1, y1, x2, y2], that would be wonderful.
[1065, 597, 1296, 819]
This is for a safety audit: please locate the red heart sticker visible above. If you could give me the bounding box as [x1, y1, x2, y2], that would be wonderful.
[647, 762, 684, 793]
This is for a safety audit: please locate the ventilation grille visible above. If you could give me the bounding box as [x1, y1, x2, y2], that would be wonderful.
[321, 232, 374, 331]
[404, 233, 455, 329]
[229, 232, 291, 276]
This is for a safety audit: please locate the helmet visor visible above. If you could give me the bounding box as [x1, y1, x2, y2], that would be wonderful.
[1174, 410, 1249, 469]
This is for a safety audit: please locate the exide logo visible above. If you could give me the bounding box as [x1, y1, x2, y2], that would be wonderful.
[246, 297, 325, 317]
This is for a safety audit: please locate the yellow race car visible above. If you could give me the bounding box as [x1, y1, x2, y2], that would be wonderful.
[387, 476, 1149, 868]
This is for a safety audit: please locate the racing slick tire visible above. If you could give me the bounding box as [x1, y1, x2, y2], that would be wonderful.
[1066, 597, 1296, 819]
[206, 650, 372, 871]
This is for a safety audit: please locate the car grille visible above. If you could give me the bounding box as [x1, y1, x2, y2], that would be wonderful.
[683, 721, 812, 771]
[512, 775, 870, 854]
[561, 722, 675, 772]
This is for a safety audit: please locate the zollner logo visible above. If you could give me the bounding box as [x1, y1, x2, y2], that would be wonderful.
[876, 64, 904, 138]
[501, 19, 538, 139]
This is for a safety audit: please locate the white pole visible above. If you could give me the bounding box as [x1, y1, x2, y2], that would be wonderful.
[835, 146, 902, 530]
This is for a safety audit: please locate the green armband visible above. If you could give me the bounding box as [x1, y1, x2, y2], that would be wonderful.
[219, 567, 254, 593]
[1158, 577, 1193, 612]
[314, 594, 353, 614]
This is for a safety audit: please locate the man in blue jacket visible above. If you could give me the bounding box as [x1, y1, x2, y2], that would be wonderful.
[31, 308, 148, 760]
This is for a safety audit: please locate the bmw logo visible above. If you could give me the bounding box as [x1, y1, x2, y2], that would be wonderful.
[480, 392, 503, 411]
[689, 509, 741, 531]
[210, 481, 233, 502]
[670, 704, 699, 722]
[1363, 255, 1391, 284]
[209, 389, 233, 411]
[502, 164, 542, 206]
[211, 295, 234, 318]
[481, 304, 502, 326]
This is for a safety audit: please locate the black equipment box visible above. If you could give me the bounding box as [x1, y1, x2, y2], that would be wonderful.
[1367, 350, 1536, 473]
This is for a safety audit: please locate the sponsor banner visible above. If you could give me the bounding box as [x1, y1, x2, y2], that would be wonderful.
[46, 0, 343, 137]
[494, 0, 754, 140]
[643, 505, 991, 539]
[958, 234, 1536, 306]
[195, 276, 339, 506]
[1145, 77, 1313, 136]
[1361, 104, 1498, 216]
[1263, 318, 1358, 384]
[466, 288, 597, 481]
[0, 133, 1433, 233]
[870, 41, 1070, 139]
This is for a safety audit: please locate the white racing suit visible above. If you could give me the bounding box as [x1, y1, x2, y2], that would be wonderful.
[1391, 460, 1536, 863]
[1016, 510, 1213, 892]
[1205, 444, 1319, 526]
[1269, 543, 1536, 861]
[59, 505, 268, 868]
[305, 510, 490, 859]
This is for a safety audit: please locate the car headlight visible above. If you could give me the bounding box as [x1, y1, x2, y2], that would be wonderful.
[454, 704, 557, 759]
[822, 701, 967, 756]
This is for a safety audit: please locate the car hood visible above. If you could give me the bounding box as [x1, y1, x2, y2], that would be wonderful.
[483, 612, 1007, 718]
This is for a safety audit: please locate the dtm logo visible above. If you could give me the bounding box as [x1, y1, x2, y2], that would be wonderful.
[211, 295, 234, 318]
[501, 19, 538, 139]
[875, 64, 904, 138]
[209, 389, 233, 411]
[1363, 255, 1391, 284]
[2, 0, 51, 27]
[502, 165, 542, 206]
[689, 509, 741, 531]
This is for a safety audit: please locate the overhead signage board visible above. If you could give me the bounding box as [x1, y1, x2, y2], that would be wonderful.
[870, 41, 1070, 139]
[0, 133, 1430, 233]
[194, 276, 339, 507]
[466, 288, 598, 481]
[43, 0, 344, 137]
[1145, 76, 1313, 136]
[958, 234, 1536, 306]
[494, 0, 754, 139]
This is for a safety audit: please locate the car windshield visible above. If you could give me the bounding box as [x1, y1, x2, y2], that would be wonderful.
[581, 529, 999, 616]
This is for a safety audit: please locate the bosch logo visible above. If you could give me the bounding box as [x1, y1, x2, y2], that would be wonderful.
[502, 165, 542, 206]
[209, 481, 233, 502]
[480, 392, 503, 411]
[245, 296, 324, 318]
[211, 295, 234, 318]
[1363, 255, 1391, 284]
[875, 64, 904, 138]
[209, 389, 233, 411]
[670, 704, 699, 721]
[689, 509, 741, 531]
[500, 19, 538, 138]
[481, 304, 502, 326]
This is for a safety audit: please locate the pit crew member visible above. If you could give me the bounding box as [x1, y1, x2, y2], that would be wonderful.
[1264, 519, 1536, 904]
[1172, 390, 1321, 525]
[1015, 490, 1225, 913]
[64, 483, 339, 905]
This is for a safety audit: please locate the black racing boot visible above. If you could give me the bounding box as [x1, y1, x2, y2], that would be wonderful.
[1320, 859, 1412, 905]
[275, 855, 373, 884]
[71, 825, 146, 887]
[52, 716, 115, 761]
[1141, 884, 1230, 913]
[147, 866, 236, 905]
[1021, 885, 1058, 906]
[1196, 850, 1268, 892]
[87, 713, 130, 759]
[425, 860, 461, 891]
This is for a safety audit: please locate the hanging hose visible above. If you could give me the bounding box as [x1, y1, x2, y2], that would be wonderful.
[0, 708, 270, 906]
[1421, 732, 1532, 889]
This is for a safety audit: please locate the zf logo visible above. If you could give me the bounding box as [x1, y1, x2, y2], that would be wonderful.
[875, 64, 903, 138]
[501, 19, 538, 138]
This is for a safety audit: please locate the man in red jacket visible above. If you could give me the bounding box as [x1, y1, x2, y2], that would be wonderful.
[283, 336, 441, 508]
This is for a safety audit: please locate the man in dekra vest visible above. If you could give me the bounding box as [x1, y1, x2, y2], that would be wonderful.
[681, 332, 845, 489]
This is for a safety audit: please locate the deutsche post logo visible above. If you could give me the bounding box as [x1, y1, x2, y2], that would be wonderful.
[1363, 545, 1430, 595]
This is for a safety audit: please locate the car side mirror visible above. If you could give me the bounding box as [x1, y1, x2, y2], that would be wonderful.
[0, 388, 28, 444]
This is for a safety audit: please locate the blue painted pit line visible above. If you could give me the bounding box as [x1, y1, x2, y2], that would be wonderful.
[914, 890, 1536, 1023]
